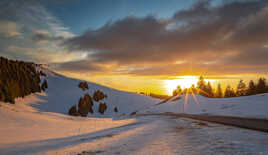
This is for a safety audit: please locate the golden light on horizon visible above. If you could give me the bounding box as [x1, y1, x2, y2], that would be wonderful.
[165, 76, 199, 95]
[165, 76, 216, 95]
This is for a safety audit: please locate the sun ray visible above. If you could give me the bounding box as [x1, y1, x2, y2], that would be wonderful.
[191, 90, 199, 105]
[184, 88, 189, 113]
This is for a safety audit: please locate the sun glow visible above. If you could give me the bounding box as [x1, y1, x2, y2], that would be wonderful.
[165, 76, 199, 95]
[165, 76, 216, 95]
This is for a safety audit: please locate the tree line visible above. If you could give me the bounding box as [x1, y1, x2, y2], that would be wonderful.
[0, 57, 47, 103]
[173, 76, 268, 98]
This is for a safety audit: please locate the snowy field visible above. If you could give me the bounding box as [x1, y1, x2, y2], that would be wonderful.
[140, 93, 268, 119]
[1, 69, 268, 154]
[1, 104, 268, 155]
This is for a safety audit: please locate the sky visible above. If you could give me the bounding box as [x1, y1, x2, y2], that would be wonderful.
[1, 0, 268, 95]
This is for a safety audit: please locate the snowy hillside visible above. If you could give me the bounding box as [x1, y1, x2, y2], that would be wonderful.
[140, 93, 268, 119]
[2, 67, 160, 117]
[1, 68, 268, 154]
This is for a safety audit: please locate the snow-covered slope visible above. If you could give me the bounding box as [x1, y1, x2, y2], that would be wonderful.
[1, 68, 268, 154]
[140, 93, 268, 119]
[2, 68, 160, 117]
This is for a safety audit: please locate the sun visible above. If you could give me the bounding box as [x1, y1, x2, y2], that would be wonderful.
[165, 76, 199, 95]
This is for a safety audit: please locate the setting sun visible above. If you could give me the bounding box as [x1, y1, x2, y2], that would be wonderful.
[165, 76, 199, 95]
[165, 76, 217, 95]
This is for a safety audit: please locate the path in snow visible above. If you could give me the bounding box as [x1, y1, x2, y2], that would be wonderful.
[1, 113, 268, 154]
[46, 115, 268, 155]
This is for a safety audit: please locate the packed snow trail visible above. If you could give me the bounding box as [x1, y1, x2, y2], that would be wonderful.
[2, 114, 267, 155]
[45, 115, 268, 155]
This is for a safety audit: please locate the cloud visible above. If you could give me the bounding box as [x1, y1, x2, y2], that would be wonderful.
[32, 30, 65, 42]
[62, 0, 268, 75]
[1, 0, 268, 76]
[0, 0, 78, 63]
[53, 60, 105, 73]
[0, 21, 21, 37]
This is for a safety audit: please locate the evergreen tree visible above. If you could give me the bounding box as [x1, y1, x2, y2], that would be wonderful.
[173, 85, 182, 96]
[197, 76, 206, 90]
[230, 88, 236, 97]
[247, 80, 256, 95]
[236, 80, 246, 96]
[197, 76, 208, 97]
[215, 83, 223, 98]
[206, 82, 214, 97]
[256, 78, 266, 94]
[176, 85, 182, 94]
[224, 85, 236, 98]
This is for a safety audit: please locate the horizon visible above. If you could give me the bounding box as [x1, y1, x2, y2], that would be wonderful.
[1, 0, 268, 95]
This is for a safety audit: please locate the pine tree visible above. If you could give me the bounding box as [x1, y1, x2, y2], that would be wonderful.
[197, 76, 209, 97]
[224, 85, 236, 98]
[236, 80, 246, 96]
[190, 84, 197, 94]
[197, 76, 206, 90]
[256, 78, 266, 94]
[230, 88, 236, 97]
[176, 85, 182, 94]
[247, 80, 256, 95]
[206, 82, 214, 97]
[173, 85, 182, 96]
[216, 83, 223, 98]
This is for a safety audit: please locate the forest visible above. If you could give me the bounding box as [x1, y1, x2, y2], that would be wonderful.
[173, 76, 268, 98]
[0, 57, 47, 103]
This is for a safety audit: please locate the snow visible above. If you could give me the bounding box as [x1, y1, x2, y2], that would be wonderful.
[15, 68, 160, 117]
[1, 68, 268, 154]
[1, 107, 268, 155]
[140, 93, 268, 119]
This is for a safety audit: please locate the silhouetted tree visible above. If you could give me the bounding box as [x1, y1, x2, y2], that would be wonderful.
[215, 83, 223, 98]
[256, 78, 267, 94]
[247, 80, 257, 95]
[173, 85, 182, 96]
[197, 76, 209, 97]
[190, 84, 197, 94]
[197, 76, 206, 91]
[236, 80, 246, 96]
[224, 85, 236, 98]
[206, 82, 214, 97]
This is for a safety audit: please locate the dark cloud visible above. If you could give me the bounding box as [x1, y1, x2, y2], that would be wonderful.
[61, 0, 268, 75]
[53, 60, 104, 72]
